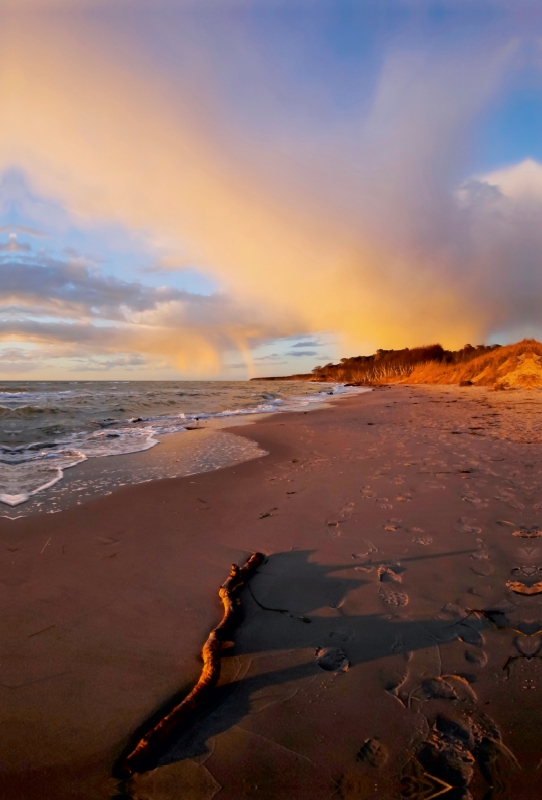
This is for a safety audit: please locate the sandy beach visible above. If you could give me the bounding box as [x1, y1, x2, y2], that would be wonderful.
[2, 384, 542, 799]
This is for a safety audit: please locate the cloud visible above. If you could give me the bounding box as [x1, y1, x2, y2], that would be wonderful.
[68, 353, 147, 371]
[286, 350, 317, 357]
[289, 340, 322, 349]
[0, 8, 538, 379]
[0, 346, 44, 373]
[0, 248, 306, 375]
[0, 253, 185, 317]
[448, 158, 542, 333]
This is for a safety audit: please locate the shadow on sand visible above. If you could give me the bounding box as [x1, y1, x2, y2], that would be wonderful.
[115, 547, 494, 797]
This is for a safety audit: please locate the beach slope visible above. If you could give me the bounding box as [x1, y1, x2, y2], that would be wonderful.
[1, 385, 541, 798]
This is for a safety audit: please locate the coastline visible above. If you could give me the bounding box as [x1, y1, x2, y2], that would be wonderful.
[0, 383, 358, 519]
[0, 424, 267, 519]
[1, 384, 541, 798]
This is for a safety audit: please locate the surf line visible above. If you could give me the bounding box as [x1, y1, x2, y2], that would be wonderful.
[116, 551, 265, 778]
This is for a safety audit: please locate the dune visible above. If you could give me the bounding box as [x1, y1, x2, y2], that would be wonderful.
[406, 339, 542, 389]
[257, 339, 542, 390]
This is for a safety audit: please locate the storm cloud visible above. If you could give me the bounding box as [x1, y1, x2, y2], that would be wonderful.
[0, 5, 541, 377]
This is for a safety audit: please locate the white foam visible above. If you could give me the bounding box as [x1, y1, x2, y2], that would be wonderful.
[0, 452, 86, 506]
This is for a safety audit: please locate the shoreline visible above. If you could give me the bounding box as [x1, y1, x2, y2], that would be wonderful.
[2, 384, 541, 798]
[0, 386, 366, 520]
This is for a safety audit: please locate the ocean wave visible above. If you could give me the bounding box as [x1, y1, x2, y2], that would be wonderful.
[0, 382, 370, 507]
[0, 451, 87, 506]
[0, 405, 62, 417]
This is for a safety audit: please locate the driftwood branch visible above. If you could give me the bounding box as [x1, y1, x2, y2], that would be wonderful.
[117, 551, 265, 778]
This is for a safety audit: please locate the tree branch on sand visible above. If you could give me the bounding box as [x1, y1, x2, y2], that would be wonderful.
[116, 551, 265, 778]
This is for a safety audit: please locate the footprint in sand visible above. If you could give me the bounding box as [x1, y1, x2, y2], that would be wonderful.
[315, 647, 349, 672]
[396, 492, 413, 502]
[413, 535, 433, 545]
[383, 518, 402, 531]
[419, 674, 476, 702]
[379, 586, 409, 606]
[494, 487, 524, 509]
[378, 565, 402, 583]
[380, 665, 409, 695]
[420, 677, 458, 700]
[352, 542, 378, 559]
[357, 738, 389, 767]
[412, 710, 512, 796]
[341, 501, 355, 515]
[465, 648, 488, 666]
[455, 517, 482, 534]
[375, 497, 393, 509]
[470, 554, 495, 576]
[456, 624, 485, 647]
[462, 491, 488, 508]
[360, 486, 374, 499]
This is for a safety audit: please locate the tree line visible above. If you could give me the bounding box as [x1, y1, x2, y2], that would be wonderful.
[309, 343, 501, 384]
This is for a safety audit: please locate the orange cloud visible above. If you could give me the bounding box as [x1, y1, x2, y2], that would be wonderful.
[0, 12, 525, 376]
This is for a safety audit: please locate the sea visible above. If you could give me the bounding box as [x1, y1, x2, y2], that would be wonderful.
[0, 380, 368, 517]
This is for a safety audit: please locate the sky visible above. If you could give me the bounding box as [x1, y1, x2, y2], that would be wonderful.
[1, 1, 542, 379]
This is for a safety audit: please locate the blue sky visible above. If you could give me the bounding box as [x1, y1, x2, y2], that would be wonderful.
[1, 1, 542, 378]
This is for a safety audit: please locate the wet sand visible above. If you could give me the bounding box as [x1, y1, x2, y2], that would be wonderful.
[2, 385, 542, 799]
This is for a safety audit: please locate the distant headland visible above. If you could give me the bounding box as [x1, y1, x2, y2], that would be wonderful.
[252, 339, 542, 389]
